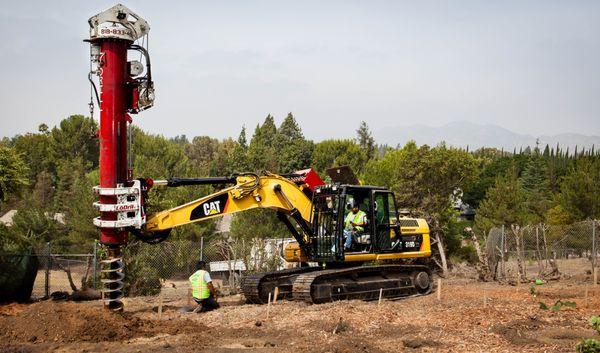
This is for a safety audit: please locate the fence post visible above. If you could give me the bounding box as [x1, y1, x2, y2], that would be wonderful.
[92, 240, 98, 290]
[593, 220, 597, 285]
[200, 236, 204, 261]
[501, 225, 506, 278]
[44, 242, 51, 298]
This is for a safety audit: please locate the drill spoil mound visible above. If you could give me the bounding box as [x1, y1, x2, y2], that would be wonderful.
[0, 301, 205, 344]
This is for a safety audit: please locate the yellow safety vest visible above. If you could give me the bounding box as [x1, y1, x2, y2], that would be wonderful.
[344, 210, 366, 232]
[189, 269, 210, 299]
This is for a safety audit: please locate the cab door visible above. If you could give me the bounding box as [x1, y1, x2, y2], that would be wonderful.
[372, 191, 401, 251]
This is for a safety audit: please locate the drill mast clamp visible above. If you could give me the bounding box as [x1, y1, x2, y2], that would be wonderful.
[88, 4, 149, 42]
[92, 180, 147, 229]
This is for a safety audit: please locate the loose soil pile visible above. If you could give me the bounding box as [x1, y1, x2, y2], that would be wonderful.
[0, 301, 205, 344]
[1, 279, 599, 352]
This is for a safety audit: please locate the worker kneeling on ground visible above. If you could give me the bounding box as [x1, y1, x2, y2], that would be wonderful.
[189, 260, 220, 312]
[343, 199, 367, 250]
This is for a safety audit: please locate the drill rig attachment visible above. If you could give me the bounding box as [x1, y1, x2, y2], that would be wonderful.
[88, 4, 154, 311]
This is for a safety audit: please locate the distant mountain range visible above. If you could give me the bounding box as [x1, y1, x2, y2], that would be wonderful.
[374, 121, 600, 151]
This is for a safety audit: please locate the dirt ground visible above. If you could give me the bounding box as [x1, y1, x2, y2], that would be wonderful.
[2, 278, 600, 353]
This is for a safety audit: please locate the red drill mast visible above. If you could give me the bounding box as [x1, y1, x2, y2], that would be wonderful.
[87, 4, 154, 310]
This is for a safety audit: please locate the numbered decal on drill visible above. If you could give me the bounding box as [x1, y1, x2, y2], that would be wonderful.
[190, 193, 229, 221]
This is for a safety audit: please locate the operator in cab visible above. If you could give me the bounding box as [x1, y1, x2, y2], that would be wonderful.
[343, 199, 367, 250]
[189, 260, 220, 312]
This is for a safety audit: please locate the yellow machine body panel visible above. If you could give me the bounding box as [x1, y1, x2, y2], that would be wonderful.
[283, 218, 431, 263]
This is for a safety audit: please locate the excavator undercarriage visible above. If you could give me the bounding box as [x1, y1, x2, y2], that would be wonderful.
[242, 264, 433, 304]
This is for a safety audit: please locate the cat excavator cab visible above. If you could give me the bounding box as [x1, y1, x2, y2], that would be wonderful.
[128, 167, 432, 304]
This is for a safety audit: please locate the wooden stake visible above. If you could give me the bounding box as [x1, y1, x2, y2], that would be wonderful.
[585, 285, 589, 308]
[187, 288, 192, 307]
[515, 273, 520, 293]
[483, 287, 487, 308]
[594, 268, 598, 287]
[378, 288, 383, 306]
[266, 292, 272, 320]
[158, 292, 164, 320]
[437, 279, 442, 301]
[273, 287, 279, 304]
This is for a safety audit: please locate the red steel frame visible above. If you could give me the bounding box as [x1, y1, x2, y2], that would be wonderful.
[98, 39, 131, 246]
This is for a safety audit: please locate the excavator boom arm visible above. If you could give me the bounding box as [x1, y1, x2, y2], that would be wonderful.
[144, 174, 314, 235]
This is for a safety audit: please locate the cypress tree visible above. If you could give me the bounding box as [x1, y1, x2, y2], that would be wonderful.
[521, 152, 551, 222]
[231, 126, 249, 171]
[275, 113, 313, 173]
[356, 121, 376, 161]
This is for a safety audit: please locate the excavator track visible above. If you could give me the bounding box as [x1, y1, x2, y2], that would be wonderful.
[292, 265, 432, 304]
[241, 267, 320, 304]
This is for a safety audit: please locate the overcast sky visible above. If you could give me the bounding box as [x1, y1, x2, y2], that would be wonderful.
[0, 1, 598, 141]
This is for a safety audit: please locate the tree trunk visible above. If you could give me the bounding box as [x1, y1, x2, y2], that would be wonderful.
[511, 225, 527, 282]
[542, 225, 550, 268]
[53, 257, 78, 292]
[542, 251, 561, 279]
[229, 243, 238, 294]
[434, 232, 448, 275]
[468, 228, 493, 281]
[534, 225, 544, 276]
[80, 256, 93, 290]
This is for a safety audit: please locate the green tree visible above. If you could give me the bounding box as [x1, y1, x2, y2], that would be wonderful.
[185, 136, 219, 173]
[364, 142, 478, 273]
[131, 126, 191, 180]
[62, 170, 99, 247]
[0, 146, 29, 202]
[229, 209, 288, 241]
[555, 158, 600, 221]
[38, 123, 49, 134]
[274, 113, 313, 173]
[312, 139, 365, 177]
[520, 150, 551, 223]
[31, 171, 54, 207]
[356, 121, 376, 161]
[48, 115, 99, 173]
[462, 153, 513, 208]
[474, 167, 528, 234]
[277, 113, 303, 141]
[247, 115, 278, 171]
[3, 189, 67, 251]
[131, 126, 216, 239]
[170, 134, 189, 147]
[11, 132, 51, 184]
[231, 126, 249, 172]
[208, 138, 237, 176]
[54, 158, 86, 211]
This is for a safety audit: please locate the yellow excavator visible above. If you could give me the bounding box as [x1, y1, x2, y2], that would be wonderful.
[86, 4, 431, 309]
[132, 167, 433, 304]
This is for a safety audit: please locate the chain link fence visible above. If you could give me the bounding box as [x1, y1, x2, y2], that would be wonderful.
[1, 236, 297, 301]
[0, 242, 99, 300]
[485, 220, 598, 282]
[123, 237, 293, 296]
[3, 222, 597, 302]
